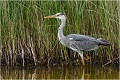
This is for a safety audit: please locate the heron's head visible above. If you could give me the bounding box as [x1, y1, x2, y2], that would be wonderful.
[44, 12, 65, 19]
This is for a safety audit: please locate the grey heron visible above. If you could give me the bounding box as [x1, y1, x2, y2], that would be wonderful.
[44, 12, 110, 65]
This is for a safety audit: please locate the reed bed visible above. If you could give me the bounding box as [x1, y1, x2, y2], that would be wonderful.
[0, 1, 119, 67]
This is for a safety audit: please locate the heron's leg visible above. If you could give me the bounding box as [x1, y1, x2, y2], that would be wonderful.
[81, 68, 85, 79]
[84, 53, 90, 61]
[79, 52, 85, 66]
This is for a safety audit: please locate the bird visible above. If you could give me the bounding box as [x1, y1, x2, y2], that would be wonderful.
[44, 12, 110, 66]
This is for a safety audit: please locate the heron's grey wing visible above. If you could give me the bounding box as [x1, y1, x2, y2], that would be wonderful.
[66, 34, 99, 51]
[66, 34, 96, 41]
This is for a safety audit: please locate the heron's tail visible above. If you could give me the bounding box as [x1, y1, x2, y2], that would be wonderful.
[97, 38, 110, 46]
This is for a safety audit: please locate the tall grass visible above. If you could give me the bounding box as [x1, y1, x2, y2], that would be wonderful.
[0, 1, 119, 66]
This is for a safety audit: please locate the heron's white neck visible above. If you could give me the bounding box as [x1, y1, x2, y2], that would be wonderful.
[58, 16, 66, 40]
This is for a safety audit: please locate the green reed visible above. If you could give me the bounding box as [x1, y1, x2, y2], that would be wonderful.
[0, 1, 119, 66]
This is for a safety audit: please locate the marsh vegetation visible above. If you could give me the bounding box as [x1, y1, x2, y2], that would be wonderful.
[0, 1, 119, 67]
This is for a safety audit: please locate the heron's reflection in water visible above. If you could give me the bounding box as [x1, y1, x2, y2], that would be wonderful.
[59, 65, 90, 79]
[1, 65, 118, 79]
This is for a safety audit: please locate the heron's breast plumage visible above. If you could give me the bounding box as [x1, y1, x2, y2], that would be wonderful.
[58, 32, 69, 47]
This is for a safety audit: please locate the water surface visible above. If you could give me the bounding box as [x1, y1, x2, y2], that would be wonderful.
[0, 65, 119, 79]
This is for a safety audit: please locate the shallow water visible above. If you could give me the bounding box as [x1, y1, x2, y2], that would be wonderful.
[0, 65, 119, 79]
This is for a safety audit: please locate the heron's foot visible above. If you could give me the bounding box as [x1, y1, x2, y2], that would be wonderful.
[84, 54, 90, 61]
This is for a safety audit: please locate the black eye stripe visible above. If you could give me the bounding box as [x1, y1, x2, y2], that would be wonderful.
[57, 13, 64, 16]
[60, 13, 64, 15]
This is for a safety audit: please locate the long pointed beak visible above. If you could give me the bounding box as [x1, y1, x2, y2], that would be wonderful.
[44, 15, 56, 18]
